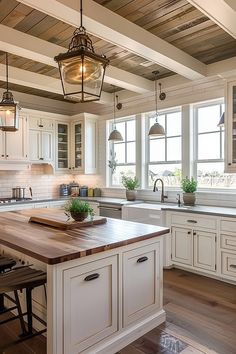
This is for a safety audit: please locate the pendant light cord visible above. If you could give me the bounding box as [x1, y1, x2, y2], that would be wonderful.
[113, 91, 116, 127]
[6, 52, 9, 92]
[80, 0, 83, 28]
[155, 75, 158, 122]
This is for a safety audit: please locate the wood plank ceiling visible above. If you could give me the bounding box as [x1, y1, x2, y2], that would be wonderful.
[0, 0, 236, 102]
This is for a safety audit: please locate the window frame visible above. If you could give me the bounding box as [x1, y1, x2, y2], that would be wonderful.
[146, 107, 182, 188]
[193, 100, 225, 185]
[109, 116, 136, 187]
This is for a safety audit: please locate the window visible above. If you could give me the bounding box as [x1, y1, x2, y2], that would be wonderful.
[193, 102, 236, 188]
[109, 118, 136, 186]
[147, 110, 182, 188]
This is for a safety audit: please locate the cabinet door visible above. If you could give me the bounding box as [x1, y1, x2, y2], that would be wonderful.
[56, 123, 69, 169]
[29, 117, 54, 131]
[225, 82, 236, 171]
[0, 131, 5, 159]
[71, 121, 83, 170]
[63, 256, 118, 354]
[193, 230, 216, 272]
[172, 227, 192, 265]
[123, 242, 161, 327]
[29, 130, 41, 161]
[41, 131, 53, 161]
[6, 117, 27, 160]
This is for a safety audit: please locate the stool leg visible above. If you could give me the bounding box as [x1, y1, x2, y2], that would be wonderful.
[14, 290, 27, 336]
[26, 287, 33, 335]
[0, 293, 5, 313]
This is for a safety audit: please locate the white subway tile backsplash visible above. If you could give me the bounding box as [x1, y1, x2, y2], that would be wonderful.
[0, 165, 103, 199]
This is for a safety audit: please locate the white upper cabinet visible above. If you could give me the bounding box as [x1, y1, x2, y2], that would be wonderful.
[70, 115, 98, 174]
[29, 117, 54, 131]
[29, 116, 54, 163]
[0, 116, 28, 161]
[225, 81, 236, 172]
[56, 122, 70, 170]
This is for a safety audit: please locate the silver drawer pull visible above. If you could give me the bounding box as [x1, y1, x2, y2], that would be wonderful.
[229, 264, 236, 269]
[84, 273, 100, 281]
[187, 219, 197, 223]
[137, 256, 148, 263]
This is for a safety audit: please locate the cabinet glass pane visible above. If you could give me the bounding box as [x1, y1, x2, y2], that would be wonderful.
[74, 123, 82, 168]
[232, 87, 236, 163]
[58, 124, 68, 169]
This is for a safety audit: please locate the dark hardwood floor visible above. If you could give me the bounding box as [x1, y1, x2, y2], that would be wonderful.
[1, 269, 236, 354]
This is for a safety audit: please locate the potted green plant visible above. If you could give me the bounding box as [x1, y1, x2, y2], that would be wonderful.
[181, 177, 197, 206]
[121, 175, 140, 201]
[64, 199, 94, 221]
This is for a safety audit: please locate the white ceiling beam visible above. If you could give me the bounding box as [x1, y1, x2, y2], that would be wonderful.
[187, 0, 236, 39]
[17, 0, 206, 80]
[0, 24, 152, 94]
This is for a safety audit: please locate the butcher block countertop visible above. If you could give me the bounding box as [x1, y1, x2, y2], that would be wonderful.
[0, 209, 169, 265]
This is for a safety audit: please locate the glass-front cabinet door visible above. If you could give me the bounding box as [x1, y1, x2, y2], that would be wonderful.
[72, 122, 83, 170]
[225, 82, 236, 172]
[57, 123, 69, 169]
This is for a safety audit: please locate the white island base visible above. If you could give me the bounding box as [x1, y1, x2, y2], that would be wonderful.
[46, 237, 165, 354]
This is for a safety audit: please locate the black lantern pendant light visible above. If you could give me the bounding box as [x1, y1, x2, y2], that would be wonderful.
[0, 53, 19, 131]
[148, 71, 165, 136]
[54, 0, 109, 102]
[108, 92, 123, 142]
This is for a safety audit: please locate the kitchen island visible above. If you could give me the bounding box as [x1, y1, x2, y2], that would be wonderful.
[0, 209, 169, 354]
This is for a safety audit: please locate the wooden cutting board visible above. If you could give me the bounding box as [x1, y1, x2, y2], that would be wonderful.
[29, 210, 107, 230]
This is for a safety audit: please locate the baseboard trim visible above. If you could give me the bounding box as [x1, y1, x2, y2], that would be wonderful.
[82, 310, 166, 354]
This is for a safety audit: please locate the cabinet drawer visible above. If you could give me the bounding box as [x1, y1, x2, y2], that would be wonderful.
[221, 234, 236, 251]
[221, 252, 236, 279]
[63, 256, 118, 354]
[123, 242, 161, 327]
[220, 219, 236, 233]
[171, 213, 216, 230]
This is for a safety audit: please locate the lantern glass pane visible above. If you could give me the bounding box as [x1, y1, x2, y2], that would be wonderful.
[59, 55, 105, 101]
[0, 104, 18, 130]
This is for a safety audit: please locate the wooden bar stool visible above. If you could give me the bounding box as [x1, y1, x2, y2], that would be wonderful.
[0, 265, 47, 350]
[0, 255, 16, 312]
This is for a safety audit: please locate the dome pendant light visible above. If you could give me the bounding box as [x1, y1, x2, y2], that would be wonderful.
[108, 92, 123, 142]
[148, 71, 165, 136]
[0, 53, 20, 132]
[54, 0, 109, 102]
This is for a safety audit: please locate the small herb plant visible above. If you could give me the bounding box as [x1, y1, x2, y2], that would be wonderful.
[64, 199, 94, 219]
[181, 177, 197, 193]
[121, 175, 140, 190]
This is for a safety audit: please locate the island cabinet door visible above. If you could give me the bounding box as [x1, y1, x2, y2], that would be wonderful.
[63, 255, 118, 354]
[123, 242, 161, 327]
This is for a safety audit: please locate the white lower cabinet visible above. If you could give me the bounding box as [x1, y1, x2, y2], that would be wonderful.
[172, 227, 192, 266]
[63, 256, 118, 354]
[172, 226, 216, 273]
[220, 218, 236, 281]
[123, 242, 161, 327]
[193, 230, 216, 272]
